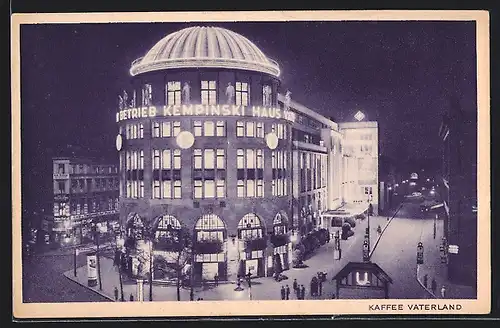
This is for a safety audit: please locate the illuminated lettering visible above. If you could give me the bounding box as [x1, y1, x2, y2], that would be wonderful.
[260, 107, 268, 118]
[269, 108, 276, 119]
[275, 108, 282, 119]
[355, 271, 371, 286]
[210, 105, 220, 116]
[115, 104, 295, 122]
[252, 106, 260, 117]
[195, 105, 205, 115]
[221, 105, 230, 116]
[182, 105, 193, 116]
[231, 105, 241, 116]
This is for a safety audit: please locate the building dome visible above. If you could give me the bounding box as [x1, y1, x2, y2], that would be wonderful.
[130, 26, 280, 78]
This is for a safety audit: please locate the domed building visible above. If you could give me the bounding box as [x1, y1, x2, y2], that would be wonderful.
[115, 26, 379, 284]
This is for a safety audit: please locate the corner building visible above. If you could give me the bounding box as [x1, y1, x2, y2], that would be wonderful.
[115, 26, 379, 282]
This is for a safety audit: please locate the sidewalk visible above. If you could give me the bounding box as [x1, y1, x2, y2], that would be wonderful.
[416, 217, 476, 299]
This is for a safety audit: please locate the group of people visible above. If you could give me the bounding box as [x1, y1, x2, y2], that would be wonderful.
[279, 280, 306, 300]
[423, 274, 447, 298]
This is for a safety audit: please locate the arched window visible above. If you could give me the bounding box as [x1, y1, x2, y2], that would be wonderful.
[126, 212, 144, 240]
[273, 211, 287, 235]
[238, 213, 263, 240]
[194, 214, 225, 242]
[155, 215, 181, 242]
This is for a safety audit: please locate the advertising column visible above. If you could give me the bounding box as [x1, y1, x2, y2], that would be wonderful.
[87, 252, 98, 287]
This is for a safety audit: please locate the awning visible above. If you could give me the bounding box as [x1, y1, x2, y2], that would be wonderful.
[322, 203, 369, 218]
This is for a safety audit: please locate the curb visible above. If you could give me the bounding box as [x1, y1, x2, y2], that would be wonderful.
[369, 203, 403, 257]
[416, 265, 437, 298]
[62, 271, 116, 302]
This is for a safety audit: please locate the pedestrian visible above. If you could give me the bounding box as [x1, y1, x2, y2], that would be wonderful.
[214, 273, 219, 287]
[285, 285, 290, 300]
[293, 279, 298, 294]
[114, 287, 119, 301]
[319, 278, 323, 296]
[423, 274, 428, 288]
[129, 293, 134, 302]
[280, 285, 286, 300]
[310, 278, 316, 297]
[300, 285, 306, 300]
[377, 225, 382, 236]
[440, 285, 447, 298]
[331, 293, 336, 299]
[431, 278, 437, 294]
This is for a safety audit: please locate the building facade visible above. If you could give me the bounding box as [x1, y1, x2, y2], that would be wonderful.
[47, 157, 120, 245]
[115, 26, 379, 282]
[438, 99, 477, 288]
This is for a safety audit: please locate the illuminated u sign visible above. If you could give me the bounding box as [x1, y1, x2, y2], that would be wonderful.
[355, 271, 371, 286]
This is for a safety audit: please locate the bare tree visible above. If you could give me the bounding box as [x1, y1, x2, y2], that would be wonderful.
[152, 227, 193, 301]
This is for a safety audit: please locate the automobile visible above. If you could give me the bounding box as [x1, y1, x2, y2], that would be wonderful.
[341, 223, 354, 240]
[412, 192, 423, 197]
[344, 216, 356, 228]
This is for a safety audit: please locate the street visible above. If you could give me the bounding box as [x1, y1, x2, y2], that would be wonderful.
[22, 201, 443, 302]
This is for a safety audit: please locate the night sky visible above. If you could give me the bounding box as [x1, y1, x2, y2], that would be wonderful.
[19, 21, 477, 212]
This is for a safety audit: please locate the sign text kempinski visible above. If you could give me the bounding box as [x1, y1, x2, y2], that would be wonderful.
[116, 104, 297, 123]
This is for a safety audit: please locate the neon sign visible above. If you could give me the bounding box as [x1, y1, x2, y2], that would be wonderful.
[115, 104, 297, 123]
[355, 271, 371, 286]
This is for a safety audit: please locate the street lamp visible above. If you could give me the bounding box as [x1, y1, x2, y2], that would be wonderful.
[116, 234, 125, 301]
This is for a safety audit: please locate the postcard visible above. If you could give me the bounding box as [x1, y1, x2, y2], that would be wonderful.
[11, 10, 490, 319]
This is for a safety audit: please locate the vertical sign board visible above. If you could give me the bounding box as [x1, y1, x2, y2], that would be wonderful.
[87, 252, 98, 287]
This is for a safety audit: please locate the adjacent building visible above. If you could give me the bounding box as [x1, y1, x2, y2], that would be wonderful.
[438, 97, 477, 289]
[46, 157, 120, 245]
[114, 26, 379, 282]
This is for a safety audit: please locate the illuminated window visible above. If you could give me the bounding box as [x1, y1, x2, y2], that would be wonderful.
[162, 150, 171, 169]
[152, 122, 160, 138]
[126, 150, 145, 199]
[194, 149, 202, 169]
[237, 149, 244, 168]
[204, 121, 215, 137]
[256, 122, 264, 138]
[162, 180, 172, 199]
[194, 121, 202, 137]
[246, 122, 255, 137]
[194, 214, 225, 244]
[173, 149, 181, 169]
[173, 121, 181, 137]
[216, 121, 225, 137]
[201, 80, 217, 105]
[162, 122, 172, 137]
[246, 149, 255, 169]
[237, 180, 245, 197]
[238, 213, 263, 240]
[192, 148, 225, 199]
[216, 149, 225, 169]
[256, 149, 263, 169]
[216, 179, 225, 198]
[236, 121, 245, 137]
[262, 85, 272, 107]
[204, 149, 215, 169]
[166, 81, 181, 105]
[236, 82, 249, 106]
[153, 150, 161, 169]
[173, 181, 182, 199]
[153, 180, 161, 198]
[142, 83, 152, 106]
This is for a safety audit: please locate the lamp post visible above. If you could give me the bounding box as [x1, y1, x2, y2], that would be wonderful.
[73, 247, 78, 277]
[148, 239, 153, 302]
[116, 233, 125, 301]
